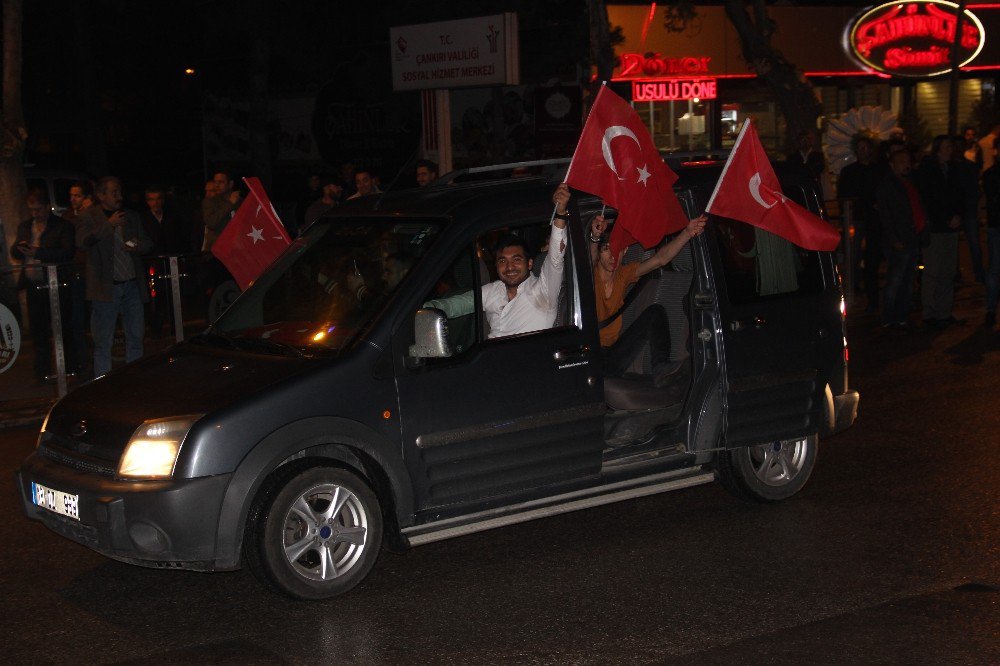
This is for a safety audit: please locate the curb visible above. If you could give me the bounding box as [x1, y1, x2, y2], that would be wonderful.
[0, 401, 54, 431]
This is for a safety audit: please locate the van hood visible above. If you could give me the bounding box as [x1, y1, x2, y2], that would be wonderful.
[42, 342, 312, 463]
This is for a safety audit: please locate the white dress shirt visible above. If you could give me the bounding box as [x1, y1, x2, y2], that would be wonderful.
[427, 224, 567, 338]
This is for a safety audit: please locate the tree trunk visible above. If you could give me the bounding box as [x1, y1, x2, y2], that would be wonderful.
[0, 0, 28, 310]
[248, 0, 272, 189]
[724, 0, 821, 149]
[71, 0, 108, 177]
[587, 0, 615, 96]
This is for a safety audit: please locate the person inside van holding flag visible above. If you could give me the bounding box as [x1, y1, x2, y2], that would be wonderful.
[589, 211, 705, 384]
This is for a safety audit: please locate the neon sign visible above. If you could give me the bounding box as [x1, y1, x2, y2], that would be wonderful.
[845, 1, 985, 77]
[632, 78, 717, 102]
[616, 53, 712, 79]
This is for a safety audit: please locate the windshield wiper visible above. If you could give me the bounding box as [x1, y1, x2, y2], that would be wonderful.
[229, 336, 309, 358]
[190, 330, 238, 349]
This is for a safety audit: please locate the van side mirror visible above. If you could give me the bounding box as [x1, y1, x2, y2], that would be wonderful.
[409, 308, 453, 359]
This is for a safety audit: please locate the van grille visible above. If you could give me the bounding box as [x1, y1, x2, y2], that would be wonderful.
[39, 442, 117, 477]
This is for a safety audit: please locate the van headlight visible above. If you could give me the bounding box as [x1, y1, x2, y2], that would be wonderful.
[118, 416, 201, 479]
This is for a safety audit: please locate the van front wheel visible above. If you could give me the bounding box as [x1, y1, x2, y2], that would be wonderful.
[248, 467, 383, 600]
[717, 435, 817, 502]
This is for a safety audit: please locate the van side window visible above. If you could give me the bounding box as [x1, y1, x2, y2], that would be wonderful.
[477, 220, 572, 338]
[712, 217, 825, 304]
[421, 246, 478, 357]
[420, 219, 574, 358]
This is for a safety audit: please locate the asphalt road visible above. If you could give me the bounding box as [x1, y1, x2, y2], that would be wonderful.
[2, 302, 998, 664]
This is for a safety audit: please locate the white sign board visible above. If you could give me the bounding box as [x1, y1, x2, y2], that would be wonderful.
[0, 303, 21, 373]
[390, 14, 519, 91]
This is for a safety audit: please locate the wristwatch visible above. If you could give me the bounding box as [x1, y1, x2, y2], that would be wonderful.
[553, 210, 570, 220]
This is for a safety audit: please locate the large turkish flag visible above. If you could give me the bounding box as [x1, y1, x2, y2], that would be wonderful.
[706, 121, 841, 252]
[211, 177, 291, 290]
[565, 86, 688, 258]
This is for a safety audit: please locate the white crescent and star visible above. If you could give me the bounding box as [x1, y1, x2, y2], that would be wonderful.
[247, 226, 264, 243]
[601, 126, 650, 185]
[748, 172, 787, 209]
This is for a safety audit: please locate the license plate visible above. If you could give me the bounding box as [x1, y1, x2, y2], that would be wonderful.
[31, 482, 80, 521]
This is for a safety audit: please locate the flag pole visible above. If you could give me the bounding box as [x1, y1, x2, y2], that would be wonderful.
[705, 119, 750, 213]
[556, 81, 609, 225]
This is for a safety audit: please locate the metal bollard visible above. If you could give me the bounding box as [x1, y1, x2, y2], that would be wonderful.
[45, 265, 67, 398]
[841, 200, 855, 307]
[169, 256, 184, 342]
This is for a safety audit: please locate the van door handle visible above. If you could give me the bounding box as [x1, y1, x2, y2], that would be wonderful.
[554, 345, 589, 362]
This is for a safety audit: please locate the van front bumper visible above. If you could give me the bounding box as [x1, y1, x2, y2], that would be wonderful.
[17, 451, 232, 571]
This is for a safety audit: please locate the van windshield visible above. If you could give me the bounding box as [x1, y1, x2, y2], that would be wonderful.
[208, 218, 440, 354]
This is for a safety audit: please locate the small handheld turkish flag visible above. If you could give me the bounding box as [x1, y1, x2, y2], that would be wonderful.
[565, 85, 688, 258]
[211, 177, 291, 290]
[705, 120, 841, 252]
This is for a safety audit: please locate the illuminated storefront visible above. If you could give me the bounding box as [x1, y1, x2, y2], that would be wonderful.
[607, 1, 1000, 153]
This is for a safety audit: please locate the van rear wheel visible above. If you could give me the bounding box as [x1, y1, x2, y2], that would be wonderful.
[717, 435, 817, 502]
[247, 467, 382, 600]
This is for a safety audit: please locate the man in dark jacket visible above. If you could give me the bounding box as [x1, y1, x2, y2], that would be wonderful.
[915, 135, 963, 328]
[838, 136, 882, 310]
[10, 190, 76, 380]
[981, 136, 1000, 328]
[876, 149, 929, 330]
[76, 176, 153, 377]
[141, 184, 190, 337]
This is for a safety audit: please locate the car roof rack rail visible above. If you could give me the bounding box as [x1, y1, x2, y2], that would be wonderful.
[436, 158, 571, 185]
[660, 150, 732, 168]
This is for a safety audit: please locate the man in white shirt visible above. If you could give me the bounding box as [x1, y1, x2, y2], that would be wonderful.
[427, 184, 571, 338]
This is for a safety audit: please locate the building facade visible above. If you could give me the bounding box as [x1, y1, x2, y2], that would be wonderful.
[607, 2, 1000, 154]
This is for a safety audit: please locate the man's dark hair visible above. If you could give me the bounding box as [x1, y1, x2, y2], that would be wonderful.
[415, 159, 438, 175]
[931, 134, 951, 156]
[70, 179, 93, 197]
[853, 136, 873, 151]
[212, 169, 235, 182]
[95, 176, 121, 195]
[385, 251, 414, 269]
[355, 165, 375, 178]
[494, 233, 530, 259]
[27, 187, 49, 205]
[144, 184, 167, 196]
[963, 125, 976, 133]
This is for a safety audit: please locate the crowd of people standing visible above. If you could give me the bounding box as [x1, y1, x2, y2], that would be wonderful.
[7, 158, 440, 383]
[835, 128, 998, 333]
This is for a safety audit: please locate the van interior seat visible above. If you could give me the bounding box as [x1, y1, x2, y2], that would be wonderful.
[604, 241, 694, 412]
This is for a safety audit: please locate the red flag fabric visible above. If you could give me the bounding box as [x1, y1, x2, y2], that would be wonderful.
[705, 121, 841, 252]
[565, 86, 688, 258]
[211, 177, 291, 290]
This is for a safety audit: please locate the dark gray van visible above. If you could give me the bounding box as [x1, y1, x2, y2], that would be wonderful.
[18, 161, 858, 599]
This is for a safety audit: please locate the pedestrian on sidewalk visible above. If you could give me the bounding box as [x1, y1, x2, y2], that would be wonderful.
[915, 136, 963, 329]
[981, 136, 1000, 329]
[10, 189, 76, 382]
[76, 176, 153, 377]
[877, 149, 929, 331]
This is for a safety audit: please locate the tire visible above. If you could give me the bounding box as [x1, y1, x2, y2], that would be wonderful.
[247, 466, 383, 600]
[716, 434, 817, 503]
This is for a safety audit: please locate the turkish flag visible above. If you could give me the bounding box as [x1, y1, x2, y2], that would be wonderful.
[565, 86, 688, 258]
[211, 177, 291, 290]
[706, 121, 840, 252]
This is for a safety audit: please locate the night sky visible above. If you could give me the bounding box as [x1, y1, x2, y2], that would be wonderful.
[20, 0, 592, 199]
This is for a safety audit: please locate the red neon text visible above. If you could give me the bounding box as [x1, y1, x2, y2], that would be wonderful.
[632, 79, 717, 102]
[618, 53, 711, 79]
